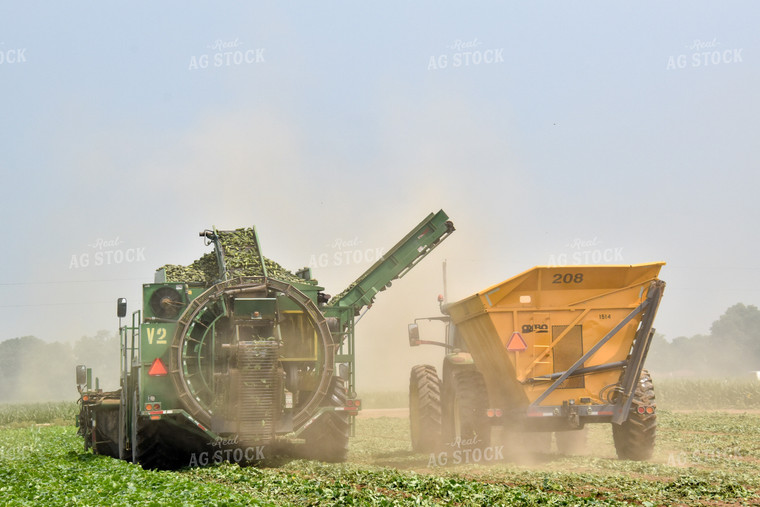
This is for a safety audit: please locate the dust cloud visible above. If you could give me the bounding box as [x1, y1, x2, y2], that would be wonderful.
[0, 332, 120, 404]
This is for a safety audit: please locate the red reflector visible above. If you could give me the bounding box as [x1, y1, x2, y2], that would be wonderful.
[150, 415, 161, 420]
[148, 358, 168, 376]
[145, 403, 153, 411]
[637, 406, 645, 414]
[495, 409, 503, 417]
[82, 395, 89, 402]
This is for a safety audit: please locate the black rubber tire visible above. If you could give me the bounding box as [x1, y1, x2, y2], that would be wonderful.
[131, 389, 176, 469]
[442, 369, 490, 448]
[303, 376, 351, 463]
[555, 428, 588, 455]
[131, 414, 185, 469]
[613, 369, 657, 461]
[409, 365, 442, 453]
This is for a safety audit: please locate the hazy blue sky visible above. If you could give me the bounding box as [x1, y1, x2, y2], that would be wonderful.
[2, 2, 758, 388]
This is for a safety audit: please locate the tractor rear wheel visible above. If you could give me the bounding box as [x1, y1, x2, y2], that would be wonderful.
[443, 369, 490, 448]
[409, 365, 442, 452]
[613, 369, 657, 460]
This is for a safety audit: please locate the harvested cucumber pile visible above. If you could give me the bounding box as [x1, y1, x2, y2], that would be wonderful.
[158, 228, 304, 286]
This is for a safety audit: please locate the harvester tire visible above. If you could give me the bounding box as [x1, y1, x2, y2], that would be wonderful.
[303, 376, 351, 463]
[130, 390, 180, 469]
[613, 369, 657, 461]
[131, 417, 183, 469]
[409, 365, 442, 453]
[443, 369, 490, 448]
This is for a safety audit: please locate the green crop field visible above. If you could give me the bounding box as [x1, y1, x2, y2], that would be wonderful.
[1, 399, 759, 506]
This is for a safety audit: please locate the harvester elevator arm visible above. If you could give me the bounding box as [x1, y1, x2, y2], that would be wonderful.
[326, 210, 454, 315]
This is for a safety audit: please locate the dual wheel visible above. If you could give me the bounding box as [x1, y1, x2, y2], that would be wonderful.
[409, 364, 489, 452]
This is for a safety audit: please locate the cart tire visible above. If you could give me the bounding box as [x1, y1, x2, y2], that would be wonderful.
[409, 365, 442, 452]
[613, 369, 657, 460]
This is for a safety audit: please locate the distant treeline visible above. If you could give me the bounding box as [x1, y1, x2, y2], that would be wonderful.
[0, 303, 757, 403]
[0, 331, 119, 403]
[648, 303, 760, 378]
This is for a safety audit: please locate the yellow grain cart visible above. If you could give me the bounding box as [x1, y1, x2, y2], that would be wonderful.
[408, 263, 665, 460]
